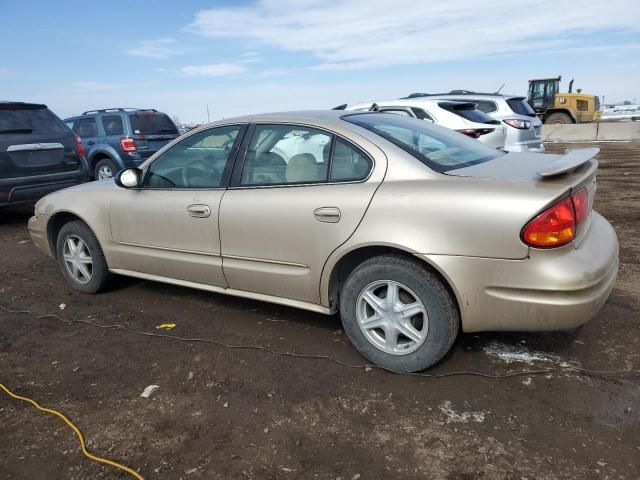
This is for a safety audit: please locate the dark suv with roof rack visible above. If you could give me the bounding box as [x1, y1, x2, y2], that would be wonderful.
[64, 108, 179, 180]
[1, 101, 88, 208]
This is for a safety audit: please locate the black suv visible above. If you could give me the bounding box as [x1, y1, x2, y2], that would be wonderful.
[64, 108, 179, 180]
[0, 102, 89, 208]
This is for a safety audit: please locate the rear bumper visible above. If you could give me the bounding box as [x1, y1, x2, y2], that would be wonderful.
[419, 211, 618, 332]
[504, 141, 545, 153]
[0, 170, 87, 207]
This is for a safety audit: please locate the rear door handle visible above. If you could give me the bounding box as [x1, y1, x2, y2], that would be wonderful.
[187, 204, 211, 218]
[313, 207, 341, 223]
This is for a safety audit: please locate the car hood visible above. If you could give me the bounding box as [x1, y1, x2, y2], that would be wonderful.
[36, 179, 118, 216]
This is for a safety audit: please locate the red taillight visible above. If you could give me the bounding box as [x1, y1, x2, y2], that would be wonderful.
[522, 188, 590, 248]
[456, 129, 481, 139]
[120, 137, 136, 152]
[75, 135, 85, 157]
[456, 128, 494, 139]
[522, 197, 576, 248]
[572, 188, 589, 224]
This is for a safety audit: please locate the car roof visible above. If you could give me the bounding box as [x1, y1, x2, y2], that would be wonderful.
[0, 101, 47, 109]
[404, 92, 523, 101]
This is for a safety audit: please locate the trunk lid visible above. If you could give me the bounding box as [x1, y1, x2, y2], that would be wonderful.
[448, 148, 599, 247]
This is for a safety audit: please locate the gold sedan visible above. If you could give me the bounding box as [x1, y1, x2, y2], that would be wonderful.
[28, 111, 619, 371]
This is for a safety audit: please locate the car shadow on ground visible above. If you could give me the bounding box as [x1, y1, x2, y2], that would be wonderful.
[0, 205, 34, 225]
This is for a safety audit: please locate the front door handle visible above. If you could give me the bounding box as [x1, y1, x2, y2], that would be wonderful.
[313, 207, 341, 223]
[187, 204, 211, 218]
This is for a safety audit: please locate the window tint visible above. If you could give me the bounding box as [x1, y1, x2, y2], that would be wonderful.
[73, 118, 98, 137]
[469, 100, 498, 113]
[344, 113, 503, 172]
[129, 112, 178, 136]
[0, 104, 67, 135]
[101, 115, 124, 135]
[330, 139, 372, 181]
[241, 125, 331, 186]
[438, 102, 498, 124]
[506, 98, 536, 117]
[143, 125, 241, 188]
[411, 108, 434, 121]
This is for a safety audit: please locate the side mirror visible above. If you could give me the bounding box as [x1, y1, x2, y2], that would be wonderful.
[115, 168, 142, 188]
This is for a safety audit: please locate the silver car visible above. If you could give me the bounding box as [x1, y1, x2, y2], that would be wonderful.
[28, 111, 618, 372]
[344, 99, 507, 149]
[406, 92, 545, 153]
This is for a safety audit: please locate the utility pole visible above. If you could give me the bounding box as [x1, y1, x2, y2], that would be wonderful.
[206, 104, 210, 123]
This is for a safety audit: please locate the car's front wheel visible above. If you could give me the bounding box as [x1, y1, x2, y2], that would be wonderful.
[340, 256, 459, 372]
[56, 220, 111, 293]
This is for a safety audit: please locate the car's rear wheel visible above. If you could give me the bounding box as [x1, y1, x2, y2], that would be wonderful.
[94, 158, 117, 180]
[340, 256, 459, 372]
[56, 220, 111, 293]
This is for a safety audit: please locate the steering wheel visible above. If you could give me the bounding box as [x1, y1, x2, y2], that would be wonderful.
[181, 158, 217, 187]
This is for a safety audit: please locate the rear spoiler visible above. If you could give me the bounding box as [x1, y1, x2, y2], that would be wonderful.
[537, 147, 599, 177]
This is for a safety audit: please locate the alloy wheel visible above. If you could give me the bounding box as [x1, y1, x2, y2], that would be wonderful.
[62, 235, 93, 284]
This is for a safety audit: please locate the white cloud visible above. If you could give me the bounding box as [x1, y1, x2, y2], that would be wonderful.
[180, 63, 247, 77]
[239, 51, 263, 64]
[187, 0, 640, 70]
[71, 81, 123, 92]
[127, 38, 183, 59]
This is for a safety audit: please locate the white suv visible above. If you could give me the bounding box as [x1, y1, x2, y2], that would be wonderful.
[405, 91, 544, 152]
[343, 98, 507, 149]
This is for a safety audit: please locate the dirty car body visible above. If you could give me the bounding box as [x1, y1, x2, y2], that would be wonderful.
[29, 111, 619, 371]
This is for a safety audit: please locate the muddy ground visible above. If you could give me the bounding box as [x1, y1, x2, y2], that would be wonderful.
[1, 142, 638, 480]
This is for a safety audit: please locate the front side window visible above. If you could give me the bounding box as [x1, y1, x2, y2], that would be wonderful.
[101, 115, 124, 135]
[143, 125, 242, 188]
[72, 118, 98, 137]
[241, 125, 331, 186]
[344, 113, 504, 172]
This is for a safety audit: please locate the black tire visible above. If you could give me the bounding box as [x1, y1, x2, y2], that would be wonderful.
[94, 158, 117, 180]
[545, 112, 573, 124]
[339, 256, 459, 372]
[56, 220, 111, 293]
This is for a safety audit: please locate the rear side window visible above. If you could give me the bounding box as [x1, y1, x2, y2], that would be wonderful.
[330, 139, 372, 182]
[506, 98, 536, 117]
[101, 115, 124, 135]
[72, 118, 98, 137]
[438, 102, 498, 124]
[241, 125, 331, 186]
[470, 100, 498, 113]
[411, 108, 434, 121]
[0, 104, 67, 135]
[344, 113, 503, 173]
[129, 112, 178, 136]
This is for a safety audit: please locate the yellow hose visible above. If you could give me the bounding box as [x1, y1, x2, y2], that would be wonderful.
[1, 383, 144, 480]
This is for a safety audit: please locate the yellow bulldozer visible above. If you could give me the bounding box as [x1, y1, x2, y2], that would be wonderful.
[527, 76, 601, 124]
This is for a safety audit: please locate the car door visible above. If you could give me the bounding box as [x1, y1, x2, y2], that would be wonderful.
[108, 124, 247, 287]
[219, 122, 385, 305]
[71, 116, 101, 152]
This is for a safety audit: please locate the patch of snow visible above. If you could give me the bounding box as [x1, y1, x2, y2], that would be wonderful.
[483, 341, 573, 368]
[439, 400, 487, 424]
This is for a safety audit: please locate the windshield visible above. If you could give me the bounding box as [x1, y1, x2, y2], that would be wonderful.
[343, 113, 504, 172]
[0, 104, 68, 134]
[129, 112, 178, 136]
[508, 97, 537, 117]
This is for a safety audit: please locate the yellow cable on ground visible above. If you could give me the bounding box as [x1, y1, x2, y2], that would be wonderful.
[0, 383, 144, 480]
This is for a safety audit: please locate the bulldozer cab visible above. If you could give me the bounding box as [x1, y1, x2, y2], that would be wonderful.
[527, 77, 560, 114]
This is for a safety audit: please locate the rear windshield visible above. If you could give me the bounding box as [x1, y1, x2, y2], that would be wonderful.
[506, 97, 536, 117]
[0, 104, 68, 135]
[343, 113, 504, 173]
[438, 102, 500, 124]
[129, 112, 178, 136]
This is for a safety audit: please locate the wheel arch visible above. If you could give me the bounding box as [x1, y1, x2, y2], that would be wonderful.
[323, 244, 462, 319]
[46, 211, 95, 259]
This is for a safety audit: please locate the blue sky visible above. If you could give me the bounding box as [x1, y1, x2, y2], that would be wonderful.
[1, 0, 639, 123]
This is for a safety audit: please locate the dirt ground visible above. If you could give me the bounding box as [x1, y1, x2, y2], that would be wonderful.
[1, 142, 638, 480]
